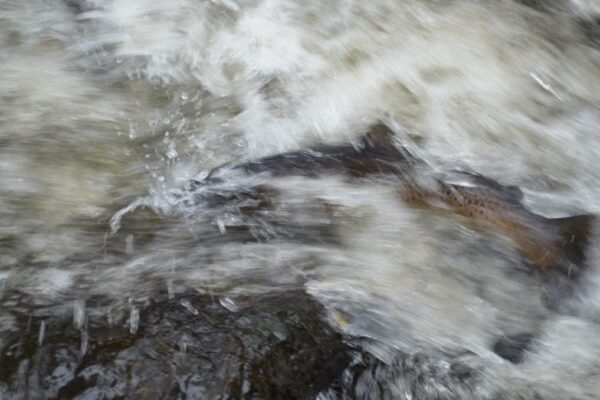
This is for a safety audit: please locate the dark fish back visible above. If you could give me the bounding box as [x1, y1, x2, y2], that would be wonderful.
[234, 140, 413, 178]
[236, 144, 358, 177]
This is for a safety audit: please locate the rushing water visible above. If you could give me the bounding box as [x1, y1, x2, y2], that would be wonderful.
[1, 0, 600, 398]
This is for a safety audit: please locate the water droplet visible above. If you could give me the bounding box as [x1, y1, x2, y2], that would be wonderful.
[179, 337, 187, 353]
[219, 297, 239, 312]
[73, 299, 86, 329]
[129, 304, 139, 335]
[166, 143, 178, 159]
[272, 326, 287, 341]
[180, 299, 199, 315]
[216, 218, 226, 234]
[166, 280, 174, 300]
[80, 328, 88, 355]
[38, 320, 46, 346]
[125, 234, 134, 254]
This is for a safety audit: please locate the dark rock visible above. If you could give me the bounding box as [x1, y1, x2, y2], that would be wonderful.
[0, 290, 350, 400]
[321, 348, 481, 400]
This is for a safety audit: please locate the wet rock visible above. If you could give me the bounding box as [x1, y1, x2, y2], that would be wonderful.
[0, 290, 350, 399]
[321, 349, 481, 400]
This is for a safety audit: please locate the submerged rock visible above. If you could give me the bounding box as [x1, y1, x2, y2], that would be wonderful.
[0, 290, 350, 399]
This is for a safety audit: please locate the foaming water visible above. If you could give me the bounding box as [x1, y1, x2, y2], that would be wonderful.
[2, 0, 600, 398]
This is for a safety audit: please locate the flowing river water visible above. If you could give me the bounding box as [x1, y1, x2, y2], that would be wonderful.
[1, 1, 600, 399]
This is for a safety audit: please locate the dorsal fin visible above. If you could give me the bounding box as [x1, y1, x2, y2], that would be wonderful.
[505, 185, 524, 201]
[360, 122, 423, 166]
[363, 123, 396, 147]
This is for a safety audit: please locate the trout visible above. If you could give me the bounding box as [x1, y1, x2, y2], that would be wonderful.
[191, 124, 595, 276]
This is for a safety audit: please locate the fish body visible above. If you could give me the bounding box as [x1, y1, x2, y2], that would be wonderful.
[420, 172, 592, 274]
[192, 124, 595, 276]
[198, 124, 414, 180]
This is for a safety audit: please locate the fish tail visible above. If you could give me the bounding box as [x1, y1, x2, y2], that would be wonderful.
[551, 214, 596, 278]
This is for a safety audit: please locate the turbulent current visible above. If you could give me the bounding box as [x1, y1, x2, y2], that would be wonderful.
[1, 0, 600, 399]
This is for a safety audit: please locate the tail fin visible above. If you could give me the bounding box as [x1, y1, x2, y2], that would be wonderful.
[552, 214, 596, 278]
